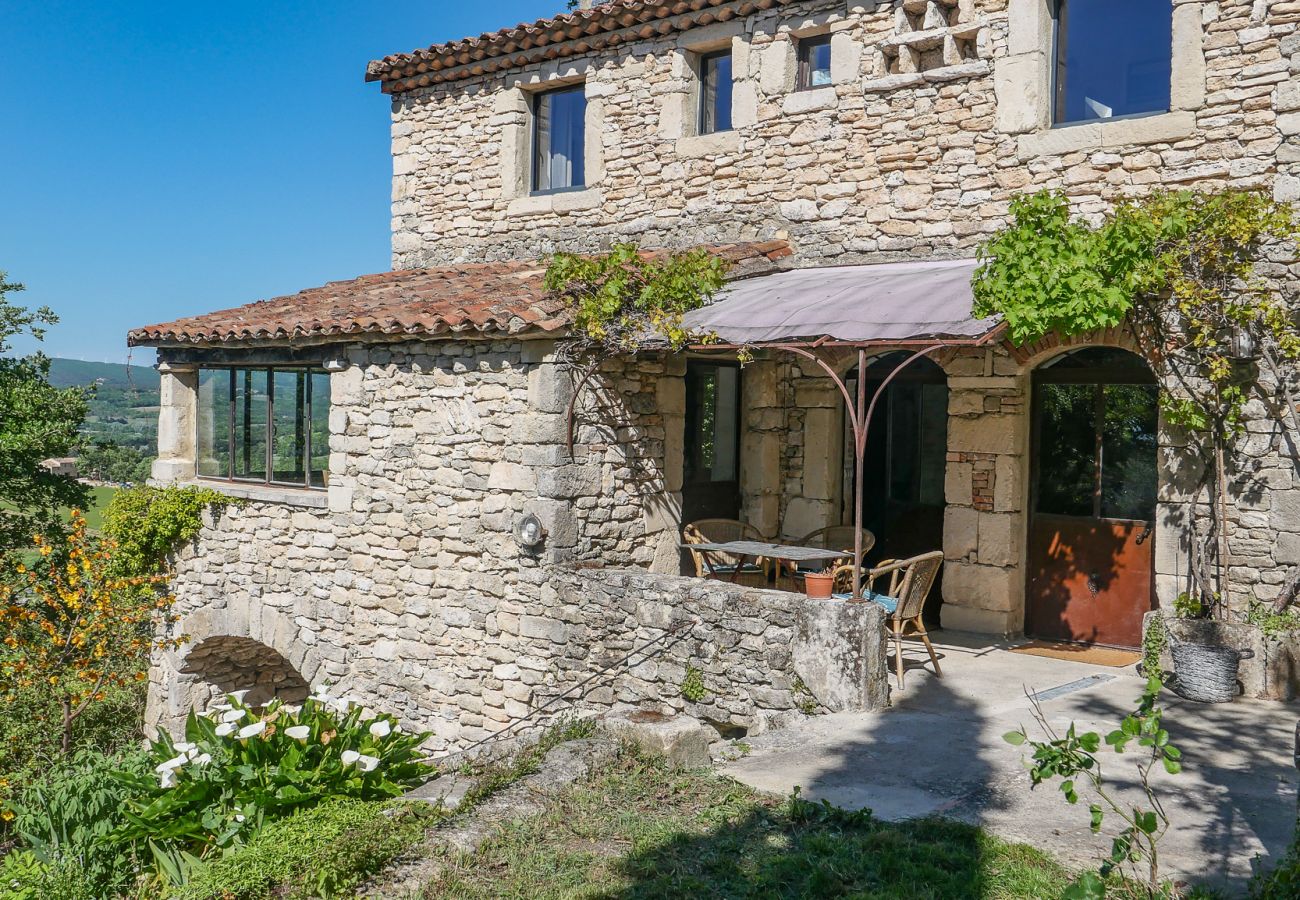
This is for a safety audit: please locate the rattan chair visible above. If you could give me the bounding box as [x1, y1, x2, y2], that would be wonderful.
[682, 519, 770, 587]
[832, 550, 944, 689]
[792, 525, 875, 571]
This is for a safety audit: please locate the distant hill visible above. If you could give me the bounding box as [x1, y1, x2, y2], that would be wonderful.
[47, 357, 160, 391]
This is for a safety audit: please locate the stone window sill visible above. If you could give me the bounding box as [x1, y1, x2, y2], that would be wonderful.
[782, 85, 838, 116]
[1018, 110, 1196, 157]
[675, 129, 743, 158]
[185, 479, 329, 509]
[506, 188, 603, 217]
[861, 60, 990, 94]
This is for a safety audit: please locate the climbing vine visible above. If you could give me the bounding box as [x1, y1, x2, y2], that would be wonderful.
[544, 243, 729, 357]
[102, 484, 237, 579]
[974, 189, 1300, 614]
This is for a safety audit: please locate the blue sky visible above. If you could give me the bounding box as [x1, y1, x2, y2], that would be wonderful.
[2, 1, 558, 363]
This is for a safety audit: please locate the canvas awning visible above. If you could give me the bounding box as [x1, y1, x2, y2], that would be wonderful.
[683, 258, 1001, 346]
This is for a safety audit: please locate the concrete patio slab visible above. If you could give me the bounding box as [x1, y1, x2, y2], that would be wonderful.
[723, 632, 1299, 893]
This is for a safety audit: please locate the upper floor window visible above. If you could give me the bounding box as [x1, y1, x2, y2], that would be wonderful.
[698, 50, 733, 134]
[1053, 0, 1172, 125]
[797, 34, 833, 90]
[197, 367, 330, 489]
[532, 84, 586, 193]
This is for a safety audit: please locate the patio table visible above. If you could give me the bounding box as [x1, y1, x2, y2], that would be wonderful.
[679, 540, 851, 584]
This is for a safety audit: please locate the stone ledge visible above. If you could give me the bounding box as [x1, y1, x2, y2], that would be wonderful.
[675, 129, 743, 158]
[181, 478, 329, 508]
[861, 60, 989, 94]
[506, 187, 603, 217]
[1018, 111, 1196, 157]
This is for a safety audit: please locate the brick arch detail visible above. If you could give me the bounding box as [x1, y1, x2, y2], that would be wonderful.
[174, 601, 325, 691]
[1003, 325, 1146, 371]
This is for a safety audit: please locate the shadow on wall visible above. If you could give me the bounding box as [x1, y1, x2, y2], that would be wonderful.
[181, 635, 310, 710]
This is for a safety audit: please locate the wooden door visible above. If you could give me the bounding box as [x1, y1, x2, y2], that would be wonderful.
[682, 362, 741, 524]
[1026, 349, 1158, 648]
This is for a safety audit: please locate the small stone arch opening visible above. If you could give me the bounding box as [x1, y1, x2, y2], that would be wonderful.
[181, 636, 310, 710]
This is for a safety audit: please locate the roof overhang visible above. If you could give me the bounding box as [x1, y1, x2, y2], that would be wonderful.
[682, 258, 1002, 348]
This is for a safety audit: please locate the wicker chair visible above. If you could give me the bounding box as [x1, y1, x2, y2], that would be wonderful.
[682, 519, 770, 587]
[832, 550, 944, 689]
[791, 525, 875, 571]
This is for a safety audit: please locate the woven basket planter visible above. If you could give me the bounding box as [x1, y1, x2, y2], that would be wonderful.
[1170, 640, 1254, 703]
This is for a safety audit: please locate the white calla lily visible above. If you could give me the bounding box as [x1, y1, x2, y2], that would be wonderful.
[368, 720, 392, 739]
[356, 754, 380, 773]
[173, 741, 195, 753]
[192, 752, 213, 766]
[228, 689, 252, 703]
[340, 750, 361, 766]
[285, 725, 310, 741]
[221, 708, 245, 723]
[215, 722, 236, 737]
[237, 721, 266, 739]
[155, 754, 187, 773]
[158, 769, 177, 789]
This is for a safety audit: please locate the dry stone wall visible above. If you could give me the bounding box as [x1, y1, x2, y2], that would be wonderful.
[148, 337, 890, 747]
[389, 0, 1297, 270]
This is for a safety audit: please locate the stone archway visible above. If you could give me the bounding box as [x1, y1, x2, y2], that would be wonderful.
[181, 636, 310, 710]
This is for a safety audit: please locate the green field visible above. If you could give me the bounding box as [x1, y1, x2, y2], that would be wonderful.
[74, 485, 119, 531]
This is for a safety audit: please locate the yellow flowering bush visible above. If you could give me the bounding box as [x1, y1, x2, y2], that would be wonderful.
[0, 511, 182, 764]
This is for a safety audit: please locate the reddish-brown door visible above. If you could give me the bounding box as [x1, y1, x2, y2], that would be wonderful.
[1026, 349, 1158, 649]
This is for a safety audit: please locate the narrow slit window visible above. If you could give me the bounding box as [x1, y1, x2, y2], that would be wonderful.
[698, 50, 734, 134]
[196, 366, 330, 489]
[532, 84, 587, 193]
[1053, 0, 1172, 125]
[797, 34, 833, 90]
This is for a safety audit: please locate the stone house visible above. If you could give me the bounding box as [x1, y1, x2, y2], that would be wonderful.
[131, 0, 1300, 747]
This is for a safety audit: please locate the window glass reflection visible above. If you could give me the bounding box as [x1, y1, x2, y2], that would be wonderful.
[1054, 0, 1172, 124]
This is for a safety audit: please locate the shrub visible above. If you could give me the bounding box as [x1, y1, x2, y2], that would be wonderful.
[112, 686, 435, 877]
[6, 748, 149, 898]
[174, 798, 438, 900]
[101, 484, 234, 578]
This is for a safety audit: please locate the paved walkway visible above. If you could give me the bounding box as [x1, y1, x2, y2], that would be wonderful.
[723, 632, 1299, 893]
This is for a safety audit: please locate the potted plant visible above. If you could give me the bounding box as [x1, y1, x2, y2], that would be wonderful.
[802, 566, 836, 600]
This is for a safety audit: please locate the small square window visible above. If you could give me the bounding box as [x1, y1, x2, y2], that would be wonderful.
[698, 50, 733, 134]
[532, 84, 587, 193]
[797, 34, 833, 90]
[1052, 0, 1172, 125]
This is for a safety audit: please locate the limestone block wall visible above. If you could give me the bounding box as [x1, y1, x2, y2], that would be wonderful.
[388, 0, 1296, 269]
[148, 337, 691, 749]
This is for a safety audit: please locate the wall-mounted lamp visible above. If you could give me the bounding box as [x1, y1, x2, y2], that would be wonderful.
[514, 512, 546, 550]
[322, 358, 350, 372]
[1228, 327, 1257, 360]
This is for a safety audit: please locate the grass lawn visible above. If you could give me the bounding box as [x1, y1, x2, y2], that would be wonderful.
[418, 750, 1074, 899]
[70, 484, 118, 531]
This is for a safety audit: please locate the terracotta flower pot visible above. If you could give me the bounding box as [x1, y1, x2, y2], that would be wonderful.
[803, 572, 835, 599]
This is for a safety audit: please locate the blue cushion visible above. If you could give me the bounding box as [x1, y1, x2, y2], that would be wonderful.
[830, 590, 899, 613]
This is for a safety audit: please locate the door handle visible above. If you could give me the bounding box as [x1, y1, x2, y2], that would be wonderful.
[1086, 572, 1100, 598]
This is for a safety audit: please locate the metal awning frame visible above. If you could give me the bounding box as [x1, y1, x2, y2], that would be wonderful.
[686, 326, 1006, 600]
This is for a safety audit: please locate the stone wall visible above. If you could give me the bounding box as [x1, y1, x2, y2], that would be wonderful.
[148, 337, 686, 747]
[388, 0, 1297, 270]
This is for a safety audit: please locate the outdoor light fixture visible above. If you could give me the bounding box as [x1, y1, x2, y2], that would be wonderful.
[514, 512, 546, 550]
[322, 358, 349, 372]
[1228, 327, 1257, 360]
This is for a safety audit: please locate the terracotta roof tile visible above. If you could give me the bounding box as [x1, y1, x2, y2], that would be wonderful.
[366, 0, 788, 93]
[127, 241, 792, 348]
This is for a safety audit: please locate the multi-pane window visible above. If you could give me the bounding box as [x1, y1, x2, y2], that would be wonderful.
[197, 367, 330, 489]
[532, 84, 587, 193]
[797, 35, 833, 90]
[698, 50, 733, 134]
[1053, 0, 1172, 124]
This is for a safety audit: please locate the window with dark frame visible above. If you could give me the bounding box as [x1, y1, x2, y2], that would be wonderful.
[1052, 0, 1172, 125]
[797, 34, 833, 90]
[196, 367, 330, 489]
[531, 84, 587, 193]
[698, 50, 734, 134]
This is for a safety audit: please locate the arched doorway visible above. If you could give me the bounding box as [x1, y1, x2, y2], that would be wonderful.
[846, 352, 949, 624]
[1026, 347, 1158, 648]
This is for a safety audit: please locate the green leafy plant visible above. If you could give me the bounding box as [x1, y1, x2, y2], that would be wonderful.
[1172, 592, 1208, 620]
[1141, 614, 1168, 683]
[110, 686, 435, 886]
[545, 243, 729, 355]
[1244, 602, 1300, 639]
[1004, 675, 1182, 897]
[680, 664, 707, 702]
[101, 483, 236, 578]
[173, 797, 439, 900]
[791, 675, 819, 716]
[975, 189, 1300, 616]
